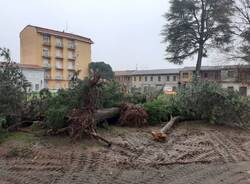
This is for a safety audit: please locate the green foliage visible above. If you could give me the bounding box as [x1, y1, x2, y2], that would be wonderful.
[144, 80, 250, 127]
[88, 62, 114, 80]
[46, 106, 68, 130]
[144, 94, 178, 125]
[0, 48, 30, 127]
[124, 90, 147, 104]
[99, 81, 124, 108]
[162, 0, 235, 68]
[0, 116, 7, 129]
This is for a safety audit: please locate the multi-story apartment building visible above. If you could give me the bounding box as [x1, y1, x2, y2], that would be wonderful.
[115, 65, 250, 96]
[20, 25, 93, 91]
[115, 69, 181, 92]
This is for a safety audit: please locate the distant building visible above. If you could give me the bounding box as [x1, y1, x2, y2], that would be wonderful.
[20, 25, 93, 91]
[115, 65, 250, 96]
[180, 65, 250, 96]
[20, 64, 45, 92]
[115, 69, 181, 92]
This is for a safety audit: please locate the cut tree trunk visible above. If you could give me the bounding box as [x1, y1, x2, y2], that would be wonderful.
[152, 116, 184, 142]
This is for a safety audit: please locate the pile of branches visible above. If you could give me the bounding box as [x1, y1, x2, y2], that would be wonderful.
[119, 103, 148, 127]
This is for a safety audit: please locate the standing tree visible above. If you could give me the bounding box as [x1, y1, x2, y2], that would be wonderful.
[88, 62, 114, 80]
[233, 0, 250, 63]
[0, 48, 29, 127]
[162, 0, 235, 76]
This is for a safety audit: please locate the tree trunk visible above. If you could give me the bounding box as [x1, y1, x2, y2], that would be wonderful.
[195, 44, 204, 78]
[151, 116, 184, 142]
[94, 107, 120, 122]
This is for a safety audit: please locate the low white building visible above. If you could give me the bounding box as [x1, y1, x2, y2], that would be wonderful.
[20, 64, 45, 92]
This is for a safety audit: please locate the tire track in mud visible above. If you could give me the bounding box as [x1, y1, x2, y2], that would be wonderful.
[207, 130, 249, 163]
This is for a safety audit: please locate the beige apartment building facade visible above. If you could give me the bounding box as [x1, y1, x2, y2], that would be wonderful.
[20, 25, 93, 91]
[115, 65, 250, 96]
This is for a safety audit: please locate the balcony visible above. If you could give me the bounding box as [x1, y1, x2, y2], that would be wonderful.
[43, 63, 51, 69]
[68, 65, 75, 70]
[43, 41, 51, 46]
[42, 54, 50, 59]
[56, 64, 63, 69]
[55, 76, 63, 80]
[44, 75, 51, 80]
[68, 44, 76, 50]
[55, 55, 63, 59]
[68, 56, 76, 61]
[56, 42, 63, 48]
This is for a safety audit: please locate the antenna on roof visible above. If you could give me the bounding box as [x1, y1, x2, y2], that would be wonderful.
[136, 64, 138, 70]
[63, 21, 69, 32]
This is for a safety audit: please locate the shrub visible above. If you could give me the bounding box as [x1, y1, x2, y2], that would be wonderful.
[45, 106, 68, 130]
[144, 94, 178, 125]
[173, 80, 250, 127]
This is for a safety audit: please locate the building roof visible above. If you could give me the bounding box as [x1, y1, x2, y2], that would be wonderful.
[181, 65, 250, 71]
[114, 70, 135, 76]
[22, 25, 94, 44]
[115, 68, 181, 76]
[19, 64, 44, 70]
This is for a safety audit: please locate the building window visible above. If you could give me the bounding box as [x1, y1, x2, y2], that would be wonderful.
[166, 76, 170, 81]
[228, 70, 235, 78]
[68, 50, 75, 59]
[139, 76, 142, 81]
[183, 73, 189, 79]
[56, 59, 63, 69]
[145, 76, 147, 81]
[173, 76, 177, 81]
[43, 34, 50, 45]
[35, 84, 39, 91]
[43, 48, 49, 57]
[204, 72, 208, 78]
[150, 76, 153, 81]
[56, 49, 63, 58]
[239, 87, 247, 96]
[56, 37, 63, 47]
[68, 61, 75, 70]
[158, 76, 161, 82]
[134, 76, 136, 81]
[68, 40, 75, 49]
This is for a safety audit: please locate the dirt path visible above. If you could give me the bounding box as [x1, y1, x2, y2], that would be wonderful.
[0, 122, 250, 184]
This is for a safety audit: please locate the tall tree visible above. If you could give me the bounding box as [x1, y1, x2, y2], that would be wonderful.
[88, 62, 114, 80]
[162, 0, 235, 75]
[233, 0, 250, 63]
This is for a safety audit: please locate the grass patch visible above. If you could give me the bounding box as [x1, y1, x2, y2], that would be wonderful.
[3, 132, 38, 144]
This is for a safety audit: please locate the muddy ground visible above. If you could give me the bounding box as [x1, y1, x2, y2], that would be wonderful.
[0, 121, 250, 184]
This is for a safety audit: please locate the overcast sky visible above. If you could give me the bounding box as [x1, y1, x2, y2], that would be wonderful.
[1, 0, 229, 70]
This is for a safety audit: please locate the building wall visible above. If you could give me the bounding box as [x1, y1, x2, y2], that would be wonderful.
[130, 74, 179, 91]
[20, 26, 40, 66]
[21, 68, 45, 92]
[221, 82, 250, 96]
[20, 25, 92, 91]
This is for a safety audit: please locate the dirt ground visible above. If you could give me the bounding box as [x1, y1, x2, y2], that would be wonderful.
[1, 121, 250, 184]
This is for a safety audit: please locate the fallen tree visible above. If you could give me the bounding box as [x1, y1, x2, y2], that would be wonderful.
[152, 116, 184, 142]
